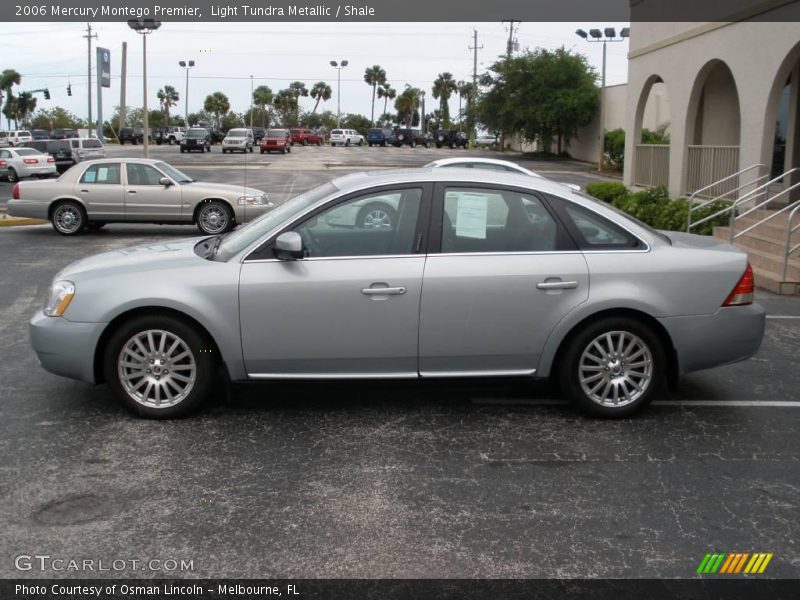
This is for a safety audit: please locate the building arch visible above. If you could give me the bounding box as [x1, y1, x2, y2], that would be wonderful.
[630, 74, 671, 188]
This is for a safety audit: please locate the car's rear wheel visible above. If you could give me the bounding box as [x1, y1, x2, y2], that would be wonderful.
[104, 314, 216, 419]
[558, 317, 665, 417]
[450, 142, 456, 149]
[356, 203, 396, 231]
[302, 139, 308, 146]
[410, 140, 417, 148]
[7, 168, 19, 183]
[196, 201, 233, 235]
[51, 201, 86, 236]
[425, 140, 432, 148]
[316, 139, 322, 146]
[345, 139, 351, 147]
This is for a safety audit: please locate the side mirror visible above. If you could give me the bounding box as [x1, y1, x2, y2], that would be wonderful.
[159, 177, 172, 187]
[273, 231, 304, 260]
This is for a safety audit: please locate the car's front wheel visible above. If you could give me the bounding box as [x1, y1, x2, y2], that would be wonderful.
[51, 201, 86, 235]
[558, 317, 665, 417]
[104, 314, 216, 418]
[196, 201, 233, 235]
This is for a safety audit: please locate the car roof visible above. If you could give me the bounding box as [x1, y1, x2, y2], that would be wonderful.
[425, 157, 541, 176]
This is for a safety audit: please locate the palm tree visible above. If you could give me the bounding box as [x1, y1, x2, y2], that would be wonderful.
[274, 89, 298, 127]
[394, 86, 421, 127]
[363, 65, 387, 125]
[203, 91, 231, 129]
[288, 81, 308, 117]
[1, 69, 21, 129]
[252, 85, 273, 127]
[432, 72, 458, 127]
[310, 81, 332, 113]
[156, 85, 180, 122]
[16, 92, 36, 128]
[377, 85, 396, 118]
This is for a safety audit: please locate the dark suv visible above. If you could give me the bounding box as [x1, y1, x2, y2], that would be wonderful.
[119, 127, 145, 145]
[393, 128, 431, 148]
[180, 127, 212, 153]
[252, 127, 267, 144]
[367, 128, 396, 147]
[434, 129, 468, 149]
[50, 128, 79, 140]
[20, 139, 75, 172]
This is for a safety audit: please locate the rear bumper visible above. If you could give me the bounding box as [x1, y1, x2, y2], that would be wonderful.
[20, 165, 57, 177]
[30, 311, 107, 384]
[658, 304, 766, 374]
[7, 199, 50, 219]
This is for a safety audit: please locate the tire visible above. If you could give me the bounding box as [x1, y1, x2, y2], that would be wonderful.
[303, 139, 308, 146]
[282, 148, 286, 154]
[558, 317, 666, 418]
[180, 148, 185, 153]
[196, 200, 234, 235]
[450, 142, 456, 149]
[316, 139, 322, 146]
[345, 139, 351, 147]
[425, 140, 432, 148]
[51, 200, 86, 236]
[103, 313, 216, 419]
[435, 144, 442, 149]
[168, 138, 174, 145]
[7, 168, 19, 183]
[358, 139, 363, 146]
[410, 140, 417, 148]
[260, 149, 265, 154]
[381, 141, 387, 147]
[356, 203, 396, 231]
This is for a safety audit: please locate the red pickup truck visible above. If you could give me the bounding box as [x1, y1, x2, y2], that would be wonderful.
[290, 128, 324, 146]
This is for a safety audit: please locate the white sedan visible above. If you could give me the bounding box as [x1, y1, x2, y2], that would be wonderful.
[425, 157, 581, 191]
[0, 147, 57, 182]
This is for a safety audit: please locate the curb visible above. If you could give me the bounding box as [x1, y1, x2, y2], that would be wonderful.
[0, 211, 47, 227]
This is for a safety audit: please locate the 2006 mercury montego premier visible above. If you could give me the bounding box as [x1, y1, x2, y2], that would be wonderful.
[29, 168, 765, 419]
[7, 158, 271, 235]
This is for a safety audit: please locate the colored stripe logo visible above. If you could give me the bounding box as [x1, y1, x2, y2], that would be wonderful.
[697, 552, 773, 574]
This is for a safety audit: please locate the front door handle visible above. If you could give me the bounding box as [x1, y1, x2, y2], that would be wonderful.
[362, 286, 406, 296]
[536, 280, 578, 290]
[127, 190, 137, 194]
[79, 189, 89, 193]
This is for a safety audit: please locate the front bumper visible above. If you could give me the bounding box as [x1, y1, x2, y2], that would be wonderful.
[658, 303, 766, 374]
[30, 311, 107, 384]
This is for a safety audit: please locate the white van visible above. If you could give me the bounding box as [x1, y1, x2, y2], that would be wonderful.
[0, 131, 9, 147]
[70, 137, 105, 163]
[8, 130, 32, 146]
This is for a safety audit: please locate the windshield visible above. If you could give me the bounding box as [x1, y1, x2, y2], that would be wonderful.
[84, 139, 103, 148]
[16, 148, 41, 156]
[215, 182, 338, 260]
[227, 129, 248, 137]
[186, 129, 206, 138]
[266, 129, 287, 136]
[155, 162, 193, 183]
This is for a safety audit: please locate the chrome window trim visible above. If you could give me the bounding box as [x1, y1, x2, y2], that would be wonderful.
[242, 254, 422, 264]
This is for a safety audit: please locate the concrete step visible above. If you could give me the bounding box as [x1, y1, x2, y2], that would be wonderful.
[732, 245, 800, 281]
[751, 265, 800, 295]
[714, 226, 800, 256]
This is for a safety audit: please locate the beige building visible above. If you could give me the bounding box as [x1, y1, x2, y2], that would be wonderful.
[622, 4, 800, 199]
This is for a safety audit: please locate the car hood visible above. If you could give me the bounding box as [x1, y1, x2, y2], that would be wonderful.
[262, 136, 287, 141]
[56, 237, 207, 281]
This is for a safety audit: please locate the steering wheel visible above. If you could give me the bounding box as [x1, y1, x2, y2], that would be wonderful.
[296, 226, 320, 257]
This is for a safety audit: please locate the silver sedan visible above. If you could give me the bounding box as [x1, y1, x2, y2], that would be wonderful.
[7, 158, 271, 235]
[28, 168, 765, 418]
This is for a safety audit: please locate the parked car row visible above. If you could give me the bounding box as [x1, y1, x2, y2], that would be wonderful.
[0, 129, 82, 147]
[1, 137, 106, 181]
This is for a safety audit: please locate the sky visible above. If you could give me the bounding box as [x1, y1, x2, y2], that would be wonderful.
[1, 21, 630, 124]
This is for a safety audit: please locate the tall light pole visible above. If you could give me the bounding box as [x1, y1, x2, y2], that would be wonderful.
[419, 90, 426, 133]
[128, 19, 161, 158]
[330, 59, 348, 128]
[249, 75, 254, 128]
[576, 26, 629, 171]
[178, 59, 195, 127]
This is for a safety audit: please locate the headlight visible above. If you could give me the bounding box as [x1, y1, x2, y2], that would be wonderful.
[238, 194, 270, 206]
[44, 280, 75, 317]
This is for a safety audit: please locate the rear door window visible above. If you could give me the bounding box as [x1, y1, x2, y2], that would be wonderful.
[80, 163, 121, 184]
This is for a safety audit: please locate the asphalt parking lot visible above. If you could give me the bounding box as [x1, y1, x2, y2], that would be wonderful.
[1, 144, 799, 580]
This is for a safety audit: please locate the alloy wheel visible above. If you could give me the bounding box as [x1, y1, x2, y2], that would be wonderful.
[578, 330, 653, 407]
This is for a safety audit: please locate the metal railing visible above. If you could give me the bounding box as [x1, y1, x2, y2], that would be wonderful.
[686, 145, 741, 199]
[786, 204, 800, 281]
[633, 144, 670, 189]
[686, 164, 767, 233]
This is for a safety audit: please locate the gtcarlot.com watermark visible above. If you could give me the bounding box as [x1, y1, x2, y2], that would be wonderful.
[15, 554, 194, 573]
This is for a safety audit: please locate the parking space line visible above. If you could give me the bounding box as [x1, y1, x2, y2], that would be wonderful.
[766, 315, 800, 319]
[471, 398, 800, 407]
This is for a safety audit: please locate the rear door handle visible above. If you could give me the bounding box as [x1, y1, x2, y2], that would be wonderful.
[127, 190, 137, 194]
[536, 280, 578, 290]
[362, 286, 406, 296]
[79, 189, 89, 193]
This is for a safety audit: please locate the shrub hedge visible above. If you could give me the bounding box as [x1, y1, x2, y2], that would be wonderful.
[584, 183, 732, 236]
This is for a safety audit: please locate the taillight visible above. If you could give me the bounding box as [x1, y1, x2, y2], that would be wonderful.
[0, 160, 6, 167]
[723, 264, 754, 306]
[47, 157, 55, 163]
[12, 183, 20, 199]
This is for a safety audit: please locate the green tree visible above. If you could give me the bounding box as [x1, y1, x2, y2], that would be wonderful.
[303, 110, 337, 132]
[252, 85, 273, 127]
[203, 91, 231, 128]
[363, 65, 387, 125]
[16, 92, 37, 127]
[31, 107, 85, 130]
[1, 69, 21, 129]
[220, 112, 244, 131]
[156, 85, 180, 121]
[432, 72, 457, 127]
[477, 48, 598, 153]
[341, 113, 372, 135]
[377, 85, 396, 119]
[288, 81, 308, 117]
[310, 81, 332, 113]
[395, 86, 421, 127]
[274, 88, 298, 127]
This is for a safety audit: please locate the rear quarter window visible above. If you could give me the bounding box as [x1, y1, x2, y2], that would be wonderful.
[546, 194, 646, 250]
